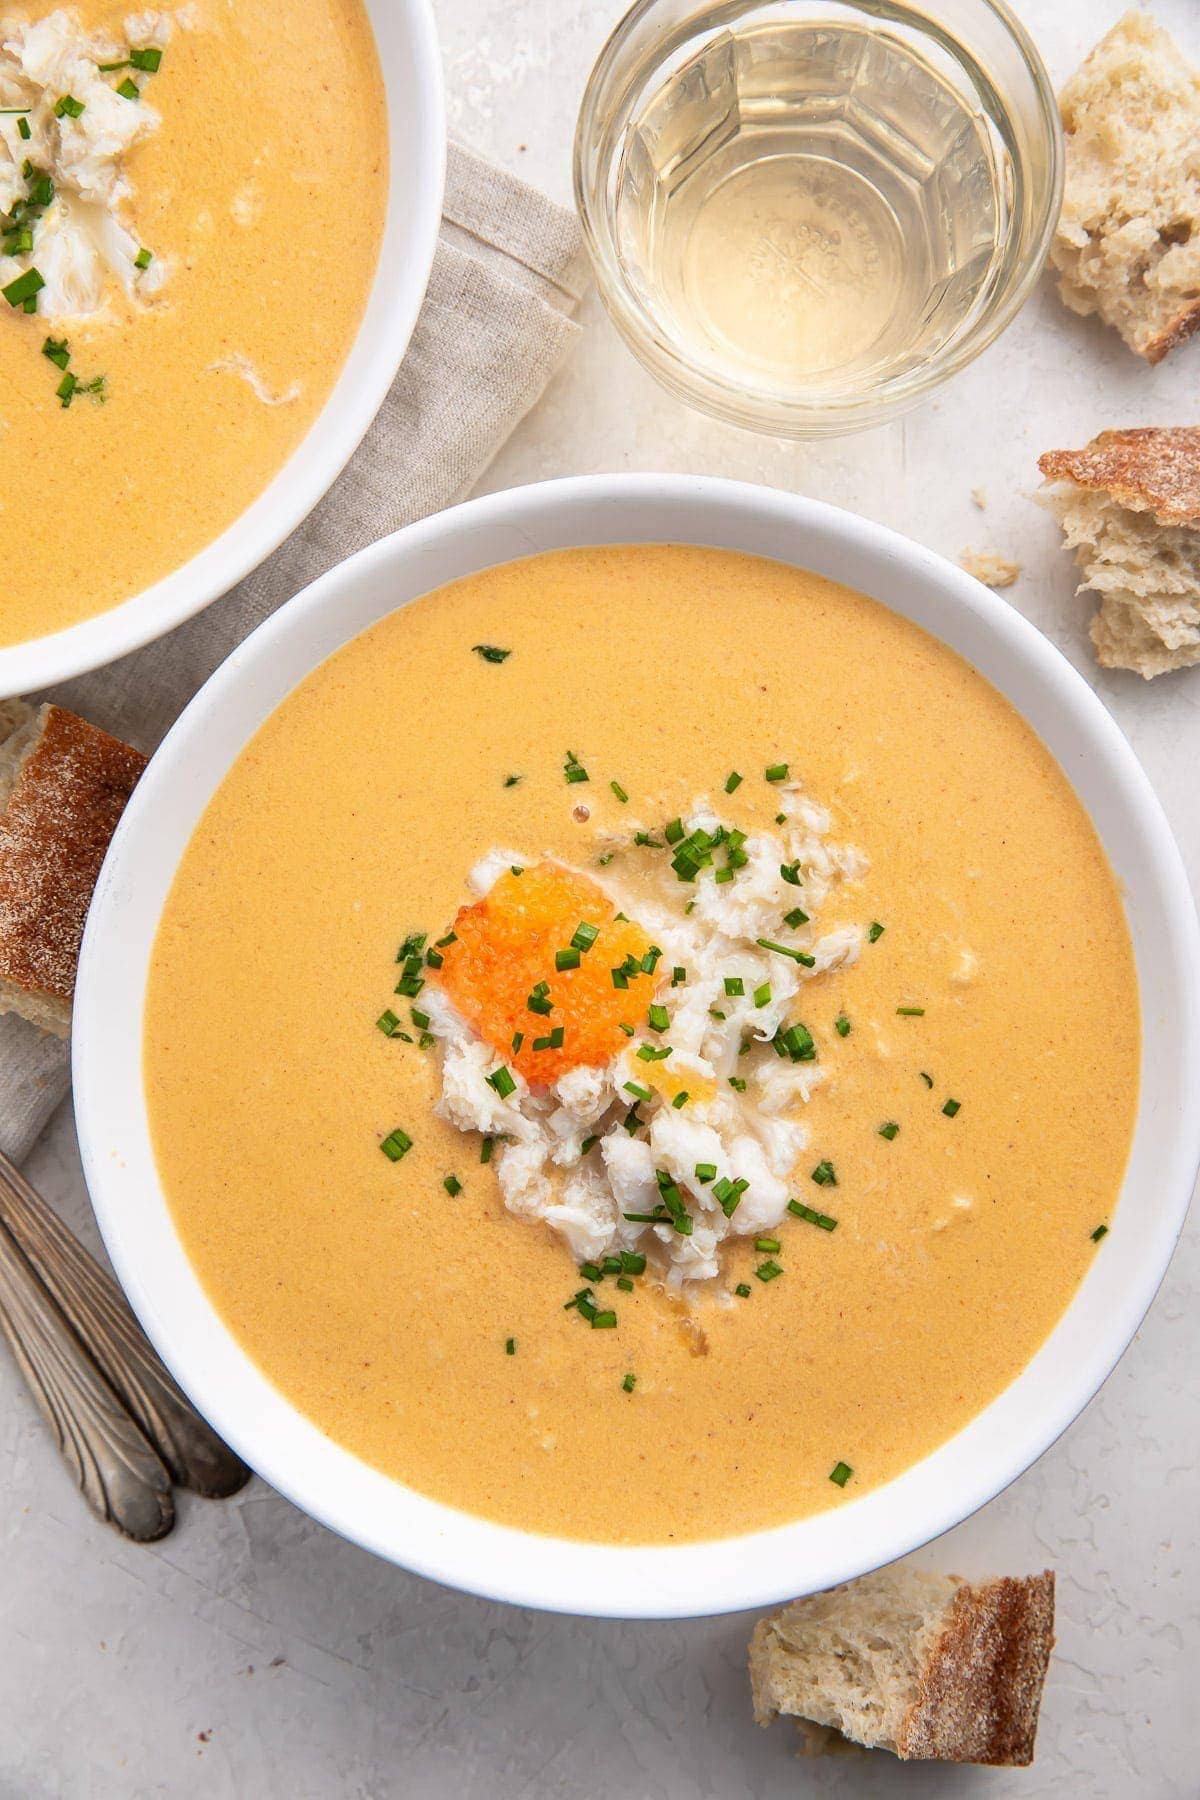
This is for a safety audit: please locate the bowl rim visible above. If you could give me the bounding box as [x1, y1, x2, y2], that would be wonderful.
[0, 0, 446, 697]
[73, 473, 1200, 1619]
[572, 0, 1065, 437]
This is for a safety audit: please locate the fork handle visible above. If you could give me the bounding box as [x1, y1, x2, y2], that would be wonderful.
[0, 1214, 174, 1540]
[0, 1151, 250, 1498]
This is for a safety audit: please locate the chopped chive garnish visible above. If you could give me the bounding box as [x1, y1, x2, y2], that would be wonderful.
[897, 1006, 925, 1017]
[725, 771, 743, 793]
[757, 937, 815, 966]
[527, 982, 553, 1014]
[397, 932, 427, 960]
[569, 920, 599, 954]
[618, 1021, 634, 1036]
[532, 1027, 565, 1051]
[694, 1162, 717, 1184]
[116, 76, 140, 99]
[664, 817, 684, 845]
[835, 1015, 852, 1038]
[622, 1210, 668, 1224]
[424, 947, 444, 969]
[481, 1137, 494, 1164]
[2, 265, 43, 307]
[868, 921, 885, 943]
[564, 749, 589, 784]
[503, 773, 522, 787]
[709, 1007, 726, 1021]
[471, 643, 511, 662]
[735, 1282, 752, 1298]
[54, 93, 85, 118]
[780, 861, 802, 887]
[609, 779, 629, 803]
[56, 371, 77, 406]
[1091, 1223, 1109, 1242]
[942, 1098, 961, 1117]
[724, 977, 744, 997]
[671, 966, 687, 986]
[380, 1128, 413, 1162]
[811, 1160, 837, 1187]
[130, 45, 163, 71]
[775, 1022, 816, 1063]
[376, 1008, 400, 1035]
[615, 1276, 632, 1290]
[829, 1461, 853, 1487]
[636, 1044, 671, 1062]
[134, 245, 153, 270]
[753, 982, 771, 1007]
[555, 946, 581, 971]
[788, 1199, 837, 1230]
[642, 946, 663, 973]
[878, 1121, 900, 1140]
[443, 1174, 462, 1197]
[920, 1071, 934, 1088]
[647, 1002, 669, 1031]
[671, 1090, 690, 1109]
[591, 1310, 617, 1329]
[622, 1372, 636, 1392]
[580, 1135, 599, 1155]
[755, 1259, 783, 1282]
[17, 116, 30, 139]
[580, 1261, 603, 1282]
[765, 763, 788, 783]
[755, 1237, 781, 1254]
[506, 1337, 516, 1355]
[511, 1031, 524, 1052]
[623, 1080, 653, 1103]
[783, 906, 809, 928]
[486, 1066, 516, 1099]
[728, 1076, 747, 1091]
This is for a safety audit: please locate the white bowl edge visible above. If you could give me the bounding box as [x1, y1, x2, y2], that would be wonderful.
[0, 0, 445, 697]
[73, 474, 1200, 1620]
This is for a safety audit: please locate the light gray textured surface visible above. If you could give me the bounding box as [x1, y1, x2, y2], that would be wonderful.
[4, 2, 1199, 1794]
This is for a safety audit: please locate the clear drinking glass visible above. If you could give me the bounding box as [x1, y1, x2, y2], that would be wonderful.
[574, 0, 1064, 437]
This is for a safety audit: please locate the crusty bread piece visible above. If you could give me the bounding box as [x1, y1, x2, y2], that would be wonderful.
[1038, 427, 1200, 677]
[0, 703, 147, 1035]
[749, 1566, 1055, 1766]
[1052, 13, 1200, 363]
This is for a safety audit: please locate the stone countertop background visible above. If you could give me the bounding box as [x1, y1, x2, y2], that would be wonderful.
[3, 1, 1198, 1793]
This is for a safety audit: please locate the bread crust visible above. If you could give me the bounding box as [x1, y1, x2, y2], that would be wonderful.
[1144, 299, 1200, 367]
[0, 704, 146, 1032]
[1038, 428, 1200, 526]
[900, 1571, 1055, 1766]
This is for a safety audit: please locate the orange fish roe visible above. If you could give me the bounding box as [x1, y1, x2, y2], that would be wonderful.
[432, 861, 659, 1085]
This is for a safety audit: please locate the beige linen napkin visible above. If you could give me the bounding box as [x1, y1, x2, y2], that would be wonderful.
[0, 141, 587, 1163]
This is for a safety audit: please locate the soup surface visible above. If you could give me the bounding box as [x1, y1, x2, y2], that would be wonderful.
[144, 547, 1140, 1544]
[0, 0, 386, 646]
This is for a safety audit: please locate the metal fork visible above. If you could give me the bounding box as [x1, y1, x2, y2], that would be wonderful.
[0, 1149, 250, 1539]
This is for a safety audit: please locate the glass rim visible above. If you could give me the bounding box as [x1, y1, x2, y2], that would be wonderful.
[573, 0, 1066, 437]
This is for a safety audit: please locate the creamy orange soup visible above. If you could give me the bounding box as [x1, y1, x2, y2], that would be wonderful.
[144, 547, 1140, 1544]
[0, 0, 386, 646]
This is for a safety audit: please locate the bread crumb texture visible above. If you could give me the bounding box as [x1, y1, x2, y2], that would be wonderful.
[1052, 12, 1200, 362]
[959, 549, 1020, 588]
[0, 704, 146, 1033]
[1039, 427, 1200, 677]
[749, 1565, 1055, 1766]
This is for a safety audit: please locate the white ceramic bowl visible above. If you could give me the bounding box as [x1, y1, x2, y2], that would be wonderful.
[74, 476, 1200, 1620]
[0, 0, 445, 699]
